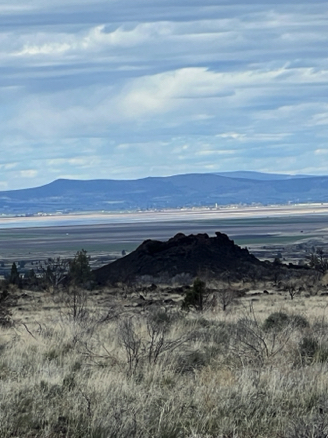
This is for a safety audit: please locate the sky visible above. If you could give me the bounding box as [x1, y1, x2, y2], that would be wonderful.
[1, 0, 328, 190]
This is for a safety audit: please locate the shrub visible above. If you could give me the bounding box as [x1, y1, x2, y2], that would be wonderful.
[174, 349, 208, 373]
[117, 313, 189, 375]
[232, 311, 294, 367]
[299, 336, 318, 359]
[263, 312, 309, 332]
[186, 319, 231, 351]
[147, 308, 177, 327]
[290, 314, 309, 329]
[0, 289, 11, 327]
[181, 278, 205, 311]
[263, 312, 290, 332]
[297, 336, 328, 364]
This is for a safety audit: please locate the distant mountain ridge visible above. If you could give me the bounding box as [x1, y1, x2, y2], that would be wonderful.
[0, 172, 327, 214]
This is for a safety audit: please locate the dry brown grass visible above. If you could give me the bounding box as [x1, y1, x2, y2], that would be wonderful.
[1, 285, 328, 437]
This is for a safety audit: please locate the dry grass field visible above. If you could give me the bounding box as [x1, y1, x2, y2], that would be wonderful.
[2, 277, 328, 438]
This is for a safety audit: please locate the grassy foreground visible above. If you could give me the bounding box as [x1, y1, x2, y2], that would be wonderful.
[1, 288, 328, 437]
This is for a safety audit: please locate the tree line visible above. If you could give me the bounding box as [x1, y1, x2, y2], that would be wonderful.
[7, 249, 93, 290]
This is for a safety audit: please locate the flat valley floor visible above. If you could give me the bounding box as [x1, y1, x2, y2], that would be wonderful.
[1, 204, 328, 270]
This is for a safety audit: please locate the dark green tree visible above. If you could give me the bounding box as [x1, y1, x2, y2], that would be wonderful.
[27, 268, 36, 280]
[68, 249, 93, 287]
[25, 268, 38, 287]
[9, 262, 20, 286]
[181, 278, 205, 311]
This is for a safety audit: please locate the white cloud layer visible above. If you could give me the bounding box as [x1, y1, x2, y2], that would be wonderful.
[1, 0, 328, 189]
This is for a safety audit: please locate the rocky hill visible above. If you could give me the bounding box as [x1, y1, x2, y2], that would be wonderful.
[94, 231, 268, 285]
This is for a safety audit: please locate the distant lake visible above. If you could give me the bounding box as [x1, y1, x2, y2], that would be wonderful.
[1, 204, 328, 229]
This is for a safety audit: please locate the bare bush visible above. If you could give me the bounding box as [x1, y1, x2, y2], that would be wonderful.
[279, 276, 303, 300]
[204, 281, 239, 311]
[38, 257, 70, 291]
[117, 317, 143, 374]
[146, 310, 188, 365]
[217, 288, 237, 311]
[303, 271, 323, 296]
[117, 311, 189, 374]
[231, 307, 293, 367]
[57, 287, 89, 322]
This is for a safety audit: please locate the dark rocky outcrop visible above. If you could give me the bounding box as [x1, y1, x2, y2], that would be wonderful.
[93, 231, 268, 285]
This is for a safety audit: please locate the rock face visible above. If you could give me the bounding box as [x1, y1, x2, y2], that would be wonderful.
[94, 232, 266, 285]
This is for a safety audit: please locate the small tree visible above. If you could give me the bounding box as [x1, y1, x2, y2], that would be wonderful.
[68, 249, 93, 288]
[38, 257, 70, 290]
[24, 269, 39, 289]
[218, 288, 236, 311]
[26, 268, 37, 280]
[181, 278, 205, 311]
[308, 249, 328, 274]
[283, 278, 301, 300]
[9, 262, 20, 286]
[63, 287, 88, 322]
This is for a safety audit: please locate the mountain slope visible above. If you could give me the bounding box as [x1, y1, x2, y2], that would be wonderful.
[0, 172, 327, 214]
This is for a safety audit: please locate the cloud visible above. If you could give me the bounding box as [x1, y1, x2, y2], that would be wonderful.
[217, 133, 246, 140]
[13, 23, 157, 57]
[20, 169, 38, 178]
[315, 148, 328, 155]
[196, 149, 237, 156]
[1, 0, 328, 189]
[310, 108, 328, 126]
[4, 8, 328, 69]
[7, 65, 328, 140]
[0, 163, 18, 170]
